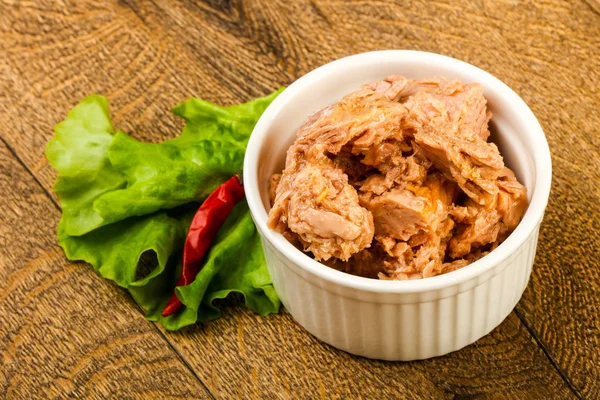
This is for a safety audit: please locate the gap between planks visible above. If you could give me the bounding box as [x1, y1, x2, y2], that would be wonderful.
[513, 308, 583, 399]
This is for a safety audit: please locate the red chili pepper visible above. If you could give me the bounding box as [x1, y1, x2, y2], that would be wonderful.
[162, 175, 245, 317]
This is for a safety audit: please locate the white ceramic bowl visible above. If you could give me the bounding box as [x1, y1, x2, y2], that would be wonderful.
[244, 50, 552, 360]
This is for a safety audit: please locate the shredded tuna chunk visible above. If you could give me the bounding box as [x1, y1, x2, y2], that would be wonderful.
[269, 88, 406, 261]
[268, 75, 528, 279]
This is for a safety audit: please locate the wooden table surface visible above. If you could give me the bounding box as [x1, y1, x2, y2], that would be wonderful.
[1, 0, 599, 398]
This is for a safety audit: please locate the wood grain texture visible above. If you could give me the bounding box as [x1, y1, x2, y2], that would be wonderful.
[0, 142, 211, 398]
[162, 301, 574, 399]
[0, 0, 598, 398]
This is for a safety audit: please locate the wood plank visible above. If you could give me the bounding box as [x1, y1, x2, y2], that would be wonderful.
[1, 0, 597, 398]
[0, 144, 212, 397]
[165, 300, 575, 399]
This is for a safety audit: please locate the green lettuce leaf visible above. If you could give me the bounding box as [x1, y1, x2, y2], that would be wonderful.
[92, 89, 284, 227]
[57, 210, 187, 318]
[57, 207, 193, 289]
[46, 95, 126, 236]
[47, 91, 282, 330]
